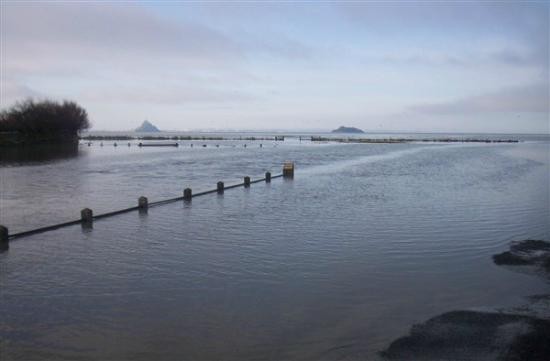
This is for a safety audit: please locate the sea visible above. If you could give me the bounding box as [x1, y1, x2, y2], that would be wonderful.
[1, 131, 549, 360]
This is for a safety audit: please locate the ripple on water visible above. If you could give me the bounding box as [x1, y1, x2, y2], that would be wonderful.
[0, 141, 549, 360]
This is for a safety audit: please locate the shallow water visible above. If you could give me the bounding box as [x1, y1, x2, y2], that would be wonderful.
[1, 136, 549, 360]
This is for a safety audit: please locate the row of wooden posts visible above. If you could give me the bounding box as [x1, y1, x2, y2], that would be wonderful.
[0, 163, 295, 252]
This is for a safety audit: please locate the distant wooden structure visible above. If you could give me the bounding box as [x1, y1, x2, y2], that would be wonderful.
[138, 142, 179, 147]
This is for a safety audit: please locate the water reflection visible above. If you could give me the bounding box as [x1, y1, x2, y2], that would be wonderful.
[0, 143, 80, 166]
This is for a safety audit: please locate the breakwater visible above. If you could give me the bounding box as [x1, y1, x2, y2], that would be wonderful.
[310, 137, 519, 143]
[0, 163, 295, 251]
[79, 135, 520, 146]
[80, 135, 284, 141]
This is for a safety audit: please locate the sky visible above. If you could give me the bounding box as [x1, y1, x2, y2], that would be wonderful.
[1, 1, 548, 133]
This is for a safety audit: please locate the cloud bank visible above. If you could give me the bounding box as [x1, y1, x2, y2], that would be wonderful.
[1, 2, 548, 133]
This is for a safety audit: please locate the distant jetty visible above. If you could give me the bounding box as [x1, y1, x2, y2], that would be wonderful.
[311, 137, 519, 144]
[331, 126, 365, 134]
[79, 134, 519, 144]
[80, 135, 279, 141]
[135, 120, 160, 132]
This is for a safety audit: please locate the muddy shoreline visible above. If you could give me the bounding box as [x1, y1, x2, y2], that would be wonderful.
[381, 240, 550, 361]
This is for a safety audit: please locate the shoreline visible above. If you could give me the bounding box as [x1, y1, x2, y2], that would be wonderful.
[381, 239, 550, 360]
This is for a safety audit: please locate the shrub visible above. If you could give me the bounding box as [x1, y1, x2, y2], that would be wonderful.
[0, 99, 90, 134]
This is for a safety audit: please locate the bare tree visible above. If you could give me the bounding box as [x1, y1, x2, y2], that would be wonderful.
[0, 99, 90, 135]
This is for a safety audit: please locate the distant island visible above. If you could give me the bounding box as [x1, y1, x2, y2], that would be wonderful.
[135, 120, 160, 132]
[331, 126, 365, 134]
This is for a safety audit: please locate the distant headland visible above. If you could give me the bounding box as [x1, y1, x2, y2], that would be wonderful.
[331, 126, 365, 134]
[135, 120, 160, 132]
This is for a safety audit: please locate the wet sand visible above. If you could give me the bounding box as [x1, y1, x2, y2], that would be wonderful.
[381, 240, 550, 361]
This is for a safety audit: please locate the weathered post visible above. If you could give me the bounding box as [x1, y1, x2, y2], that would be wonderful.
[217, 181, 224, 194]
[244, 176, 251, 187]
[138, 196, 148, 209]
[265, 172, 271, 183]
[183, 188, 192, 201]
[81, 208, 93, 227]
[0, 225, 8, 252]
[138, 196, 148, 214]
[283, 162, 295, 178]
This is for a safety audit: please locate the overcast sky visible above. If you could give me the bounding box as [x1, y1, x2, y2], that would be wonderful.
[1, 1, 548, 133]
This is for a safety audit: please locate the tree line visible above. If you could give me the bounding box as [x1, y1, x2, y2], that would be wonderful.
[0, 99, 90, 135]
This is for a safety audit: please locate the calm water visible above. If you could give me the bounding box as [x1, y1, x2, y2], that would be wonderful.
[1, 134, 549, 360]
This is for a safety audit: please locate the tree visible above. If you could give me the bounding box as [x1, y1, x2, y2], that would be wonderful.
[0, 99, 90, 134]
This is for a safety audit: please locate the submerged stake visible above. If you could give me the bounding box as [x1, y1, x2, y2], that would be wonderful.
[0, 225, 8, 252]
[81, 208, 93, 225]
[183, 188, 192, 201]
[138, 196, 148, 209]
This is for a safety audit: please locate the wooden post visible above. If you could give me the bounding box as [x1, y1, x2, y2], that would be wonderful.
[81, 208, 93, 226]
[183, 188, 192, 201]
[283, 162, 294, 178]
[138, 196, 148, 209]
[244, 176, 251, 187]
[0, 225, 8, 252]
[265, 172, 271, 183]
[217, 181, 224, 194]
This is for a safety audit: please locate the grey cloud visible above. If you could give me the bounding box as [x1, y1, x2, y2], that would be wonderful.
[2, 2, 314, 67]
[1, 78, 45, 103]
[341, 2, 548, 70]
[489, 48, 548, 70]
[409, 83, 549, 115]
[238, 34, 312, 60]
[79, 85, 257, 105]
[1, 2, 262, 107]
[2, 3, 242, 67]
[335, 2, 548, 36]
[366, 48, 547, 69]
